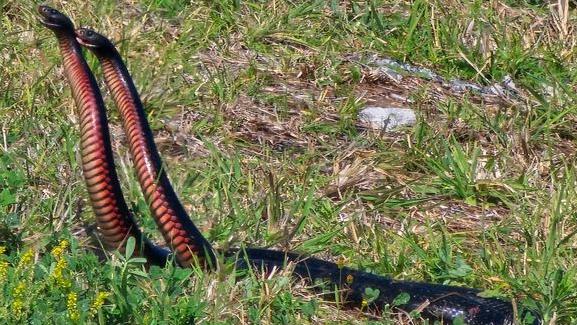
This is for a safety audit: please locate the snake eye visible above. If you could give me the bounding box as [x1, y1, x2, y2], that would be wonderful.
[79, 29, 95, 39]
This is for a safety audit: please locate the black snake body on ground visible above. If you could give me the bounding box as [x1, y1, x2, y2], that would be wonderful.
[38, 5, 538, 324]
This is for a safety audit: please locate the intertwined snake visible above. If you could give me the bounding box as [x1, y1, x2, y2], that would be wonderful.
[37, 5, 538, 324]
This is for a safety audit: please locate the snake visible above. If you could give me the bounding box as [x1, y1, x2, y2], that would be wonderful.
[39, 5, 538, 324]
[72, 27, 216, 269]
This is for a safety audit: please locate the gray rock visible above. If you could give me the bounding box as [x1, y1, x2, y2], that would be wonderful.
[359, 106, 416, 131]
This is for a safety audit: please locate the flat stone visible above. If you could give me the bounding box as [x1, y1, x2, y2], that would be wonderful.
[359, 106, 416, 131]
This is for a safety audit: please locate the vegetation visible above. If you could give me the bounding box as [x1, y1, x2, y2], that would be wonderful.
[1, 0, 576, 323]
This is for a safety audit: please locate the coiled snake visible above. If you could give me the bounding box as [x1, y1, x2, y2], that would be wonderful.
[38, 5, 538, 324]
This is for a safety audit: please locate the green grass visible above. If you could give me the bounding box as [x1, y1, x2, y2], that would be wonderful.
[1, 0, 577, 323]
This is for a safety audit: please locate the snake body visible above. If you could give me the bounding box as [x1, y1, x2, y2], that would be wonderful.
[39, 6, 538, 324]
[228, 248, 518, 324]
[37, 5, 169, 266]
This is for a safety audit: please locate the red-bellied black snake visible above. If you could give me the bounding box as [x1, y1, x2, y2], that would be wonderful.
[38, 5, 539, 324]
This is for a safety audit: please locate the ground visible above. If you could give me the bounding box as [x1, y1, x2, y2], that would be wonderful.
[1, 0, 576, 324]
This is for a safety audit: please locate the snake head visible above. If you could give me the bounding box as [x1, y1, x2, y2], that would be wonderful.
[76, 28, 113, 51]
[37, 5, 74, 31]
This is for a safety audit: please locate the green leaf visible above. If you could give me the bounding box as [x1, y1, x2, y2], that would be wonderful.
[125, 236, 135, 260]
[392, 292, 410, 306]
[129, 268, 149, 278]
[363, 287, 380, 303]
[301, 299, 318, 318]
[0, 189, 15, 206]
[128, 257, 148, 265]
[453, 315, 466, 325]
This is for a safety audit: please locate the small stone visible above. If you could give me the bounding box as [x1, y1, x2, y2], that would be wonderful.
[359, 106, 416, 131]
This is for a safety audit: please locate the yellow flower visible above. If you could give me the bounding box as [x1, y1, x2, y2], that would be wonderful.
[11, 299, 23, 319]
[13, 281, 26, 297]
[0, 260, 8, 283]
[0, 246, 9, 284]
[50, 240, 71, 288]
[67, 292, 80, 322]
[361, 299, 368, 308]
[89, 292, 109, 317]
[51, 256, 71, 289]
[17, 249, 34, 269]
[11, 281, 27, 319]
[346, 274, 354, 284]
[336, 256, 346, 269]
[51, 240, 69, 260]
